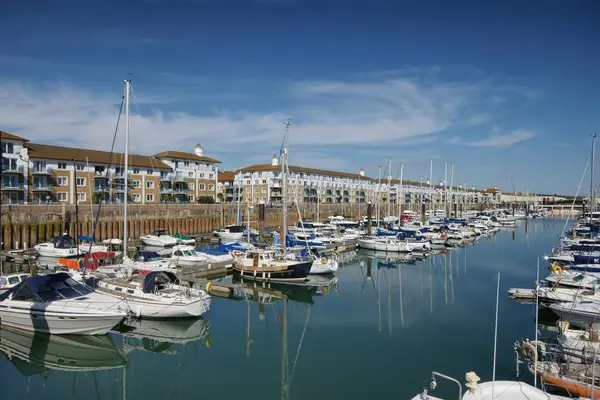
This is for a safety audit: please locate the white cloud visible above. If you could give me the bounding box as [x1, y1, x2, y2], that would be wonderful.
[0, 72, 537, 168]
[467, 129, 535, 148]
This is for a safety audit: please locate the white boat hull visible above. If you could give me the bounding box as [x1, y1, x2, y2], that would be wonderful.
[309, 259, 339, 275]
[357, 239, 413, 252]
[140, 236, 177, 247]
[34, 244, 81, 258]
[0, 305, 125, 335]
[214, 232, 244, 244]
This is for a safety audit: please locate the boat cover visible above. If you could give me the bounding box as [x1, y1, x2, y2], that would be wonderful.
[142, 271, 179, 293]
[0, 272, 83, 301]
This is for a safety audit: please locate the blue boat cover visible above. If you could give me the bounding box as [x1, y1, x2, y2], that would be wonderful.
[142, 271, 179, 293]
[78, 235, 93, 242]
[0, 272, 85, 301]
[133, 251, 162, 262]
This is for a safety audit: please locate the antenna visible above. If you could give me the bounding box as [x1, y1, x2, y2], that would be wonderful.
[492, 272, 500, 398]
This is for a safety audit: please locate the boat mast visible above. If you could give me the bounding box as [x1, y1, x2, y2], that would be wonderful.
[450, 163, 454, 218]
[124, 79, 130, 261]
[377, 165, 382, 226]
[281, 121, 290, 256]
[399, 163, 404, 221]
[429, 159, 433, 219]
[387, 158, 391, 219]
[591, 133, 596, 216]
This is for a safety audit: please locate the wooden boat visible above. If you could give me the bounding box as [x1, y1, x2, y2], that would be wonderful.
[232, 249, 311, 283]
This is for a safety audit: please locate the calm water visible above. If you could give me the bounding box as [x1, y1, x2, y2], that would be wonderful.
[1, 219, 565, 400]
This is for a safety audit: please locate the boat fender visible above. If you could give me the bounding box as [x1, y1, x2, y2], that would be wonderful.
[521, 341, 538, 361]
[205, 281, 213, 293]
[551, 264, 563, 274]
[321, 257, 327, 264]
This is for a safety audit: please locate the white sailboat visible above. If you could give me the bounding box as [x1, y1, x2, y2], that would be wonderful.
[95, 80, 211, 319]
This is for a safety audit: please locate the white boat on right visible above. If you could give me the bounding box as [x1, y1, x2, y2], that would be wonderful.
[357, 237, 414, 252]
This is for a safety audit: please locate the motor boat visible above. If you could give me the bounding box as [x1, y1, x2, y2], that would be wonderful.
[34, 234, 82, 258]
[0, 272, 127, 335]
[213, 224, 244, 244]
[232, 249, 311, 283]
[96, 271, 211, 319]
[139, 230, 178, 247]
[357, 237, 414, 252]
[164, 245, 207, 267]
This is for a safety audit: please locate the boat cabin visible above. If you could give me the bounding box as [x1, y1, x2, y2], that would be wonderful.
[0, 273, 31, 291]
[52, 235, 77, 249]
[133, 251, 164, 262]
[0, 272, 93, 302]
[150, 230, 171, 237]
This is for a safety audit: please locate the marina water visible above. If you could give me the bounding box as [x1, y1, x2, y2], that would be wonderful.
[0, 219, 563, 399]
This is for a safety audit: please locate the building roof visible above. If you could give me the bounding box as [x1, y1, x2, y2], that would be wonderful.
[1, 130, 29, 142]
[154, 151, 221, 164]
[218, 171, 236, 182]
[26, 143, 172, 169]
[239, 164, 375, 181]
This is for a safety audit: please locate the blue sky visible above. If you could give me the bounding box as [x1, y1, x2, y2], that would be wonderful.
[1, 0, 599, 194]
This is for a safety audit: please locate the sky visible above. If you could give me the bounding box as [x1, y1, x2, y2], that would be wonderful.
[1, 0, 599, 194]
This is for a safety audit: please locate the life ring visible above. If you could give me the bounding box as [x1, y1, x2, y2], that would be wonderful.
[232, 250, 243, 257]
[321, 257, 327, 264]
[205, 281, 213, 293]
[521, 341, 538, 361]
[551, 263, 563, 274]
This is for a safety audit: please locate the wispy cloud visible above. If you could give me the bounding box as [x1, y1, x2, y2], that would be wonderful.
[467, 129, 535, 148]
[0, 68, 539, 170]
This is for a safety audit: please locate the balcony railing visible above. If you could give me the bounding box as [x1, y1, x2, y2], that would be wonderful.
[94, 170, 108, 178]
[94, 185, 109, 192]
[32, 184, 54, 191]
[160, 174, 174, 181]
[161, 187, 173, 193]
[1, 182, 24, 190]
[174, 174, 187, 182]
[2, 165, 25, 174]
[32, 166, 53, 175]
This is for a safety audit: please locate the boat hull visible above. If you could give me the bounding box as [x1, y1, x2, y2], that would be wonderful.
[34, 244, 81, 258]
[309, 260, 339, 275]
[0, 304, 125, 335]
[214, 232, 243, 244]
[233, 261, 311, 283]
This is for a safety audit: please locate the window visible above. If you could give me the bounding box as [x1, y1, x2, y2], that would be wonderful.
[209, 184, 215, 191]
[188, 172, 193, 177]
[262, 188, 267, 193]
[58, 162, 67, 170]
[199, 184, 206, 190]
[199, 173, 205, 178]
[57, 176, 68, 186]
[188, 195, 194, 202]
[174, 161, 179, 168]
[146, 181, 155, 189]
[76, 164, 85, 171]
[209, 173, 214, 179]
[133, 168, 140, 174]
[77, 192, 86, 202]
[246, 180, 250, 185]
[1, 142, 14, 154]
[184, 161, 189, 166]
[147, 169, 153, 175]
[132, 180, 141, 188]
[262, 180, 267, 184]
[2, 158, 17, 170]
[133, 193, 141, 203]
[57, 192, 67, 202]
[76, 177, 86, 187]
[195, 162, 199, 166]
[146, 194, 154, 202]
[188, 183, 195, 190]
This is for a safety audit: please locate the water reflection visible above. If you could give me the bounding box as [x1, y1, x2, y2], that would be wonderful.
[0, 325, 127, 377]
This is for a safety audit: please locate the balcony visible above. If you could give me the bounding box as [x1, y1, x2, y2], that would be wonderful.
[32, 184, 54, 191]
[174, 187, 187, 194]
[160, 187, 173, 193]
[32, 166, 53, 175]
[2, 165, 25, 174]
[160, 174, 174, 182]
[94, 185, 109, 192]
[1, 182, 24, 190]
[174, 174, 187, 182]
[94, 170, 108, 178]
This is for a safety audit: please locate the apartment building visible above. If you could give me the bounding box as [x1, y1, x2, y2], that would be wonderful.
[235, 155, 500, 206]
[25, 143, 171, 205]
[1, 131, 29, 204]
[154, 144, 220, 203]
[217, 171, 238, 203]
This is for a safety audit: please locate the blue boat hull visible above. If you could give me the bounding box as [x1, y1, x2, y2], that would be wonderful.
[569, 264, 600, 272]
[573, 255, 600, 264]
[233, 261, 312, 283]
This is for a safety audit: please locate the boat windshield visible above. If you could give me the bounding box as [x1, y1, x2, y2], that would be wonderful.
[182, 250, 196, 256]
[1, 273, 94, 302]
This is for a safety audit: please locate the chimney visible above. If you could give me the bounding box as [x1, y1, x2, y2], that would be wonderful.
[272, 154, 279, 166]
[194, 143, 204, 157]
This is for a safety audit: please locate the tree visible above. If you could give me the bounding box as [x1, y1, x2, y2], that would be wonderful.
[92, 191, 105, 204]
[197, 196, 215, 204]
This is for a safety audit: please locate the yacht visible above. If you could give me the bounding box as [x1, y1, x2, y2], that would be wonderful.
[164, 245, 207, 267]
[357, 237, 414, 252]
[213, 224, 244, 244]
[139, 230, 178, 247]
[34, 234, 82, 258]
[0, 272, 31, 294]
[96, 271, 211, 318]
[0, 272, 127, 335]
[172, 232, 196, 245]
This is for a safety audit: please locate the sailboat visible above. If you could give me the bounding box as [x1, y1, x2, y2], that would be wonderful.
[232, 123, 311, 283]
[95, 80, 211, 319]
